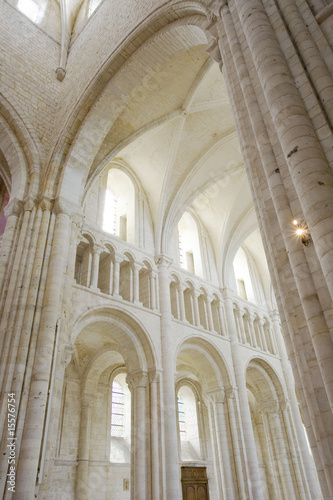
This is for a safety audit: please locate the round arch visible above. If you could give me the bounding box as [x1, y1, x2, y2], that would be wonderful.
[55, 16, 209, 209]
[175, 336, 232, 392]
[71, 305, 159, 373]
[0, 95, 42, 202]
[245, 356, 286, 403]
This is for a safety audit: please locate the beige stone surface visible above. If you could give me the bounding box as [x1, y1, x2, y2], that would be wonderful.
[0, 0, 332, 498]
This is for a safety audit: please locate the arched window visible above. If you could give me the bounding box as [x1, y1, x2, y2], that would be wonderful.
[17, 0, 41, 22]
[88, 0, 102, 16]
[178, 212, 203, 277]
[177, 385, 201, 461]
[103, 169, 135, 244]
[110, 373, 131, 463]
[233, 246, 255, 303]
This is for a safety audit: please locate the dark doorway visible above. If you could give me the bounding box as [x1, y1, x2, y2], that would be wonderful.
[181, 467, 209, 500]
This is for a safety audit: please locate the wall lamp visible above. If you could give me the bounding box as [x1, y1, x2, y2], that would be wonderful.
[292, 219, 312, 246]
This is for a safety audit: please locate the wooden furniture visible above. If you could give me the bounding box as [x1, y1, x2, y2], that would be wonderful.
[181, 466, 210, 500]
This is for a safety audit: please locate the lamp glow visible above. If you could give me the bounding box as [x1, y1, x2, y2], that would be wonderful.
[292, 219, 311, 246]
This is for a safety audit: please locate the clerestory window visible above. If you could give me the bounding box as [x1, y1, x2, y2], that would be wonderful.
[17, 0, 40, 22]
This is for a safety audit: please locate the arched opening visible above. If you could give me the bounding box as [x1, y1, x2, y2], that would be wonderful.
[103, 168, 135, 244]
[110, 372, 131, 463]
[178, 211, 203, 277]
[246, 359, 309, 500]
[233, 246, 255, 302]
[17, 0, 41, 22]
[176, 338, 233, 499]
[177, 384, 201, 461]
[54, 309, 155, 500]
[74, 235, 94, 287]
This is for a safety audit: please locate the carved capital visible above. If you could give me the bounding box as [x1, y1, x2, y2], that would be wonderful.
[53, 196, 79, 217]
[204, 388, 225, 404]
[258, 399, 280, 415]
[39, 196, 53, 212]
[225, 386, 237, 399]
[148, 368, 162, 384]
[126, 371, 148, 390]
[23, 196, 36, 212]
[114, 252, 123, 264]
[4, 198, 23, 218]
[155, 254, 173, 268]
[93, 244, 104, 255]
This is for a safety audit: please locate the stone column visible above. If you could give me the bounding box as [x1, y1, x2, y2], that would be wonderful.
[225, 387, 247, 499]
[207, 389, 236, 499]
[178, 283, 186, 322]
[150, 270, 157, 310]
[113, 253, 122, 298]
[15, 199, 73, 499]
[193, 289, 200, 327]
[255, 409, 278, 500]
[206, 295, 214, 332]
[0, 198, 22, 298]
[248, 314, 258, 348]
[76, 393, 95, 500]
[133, 262, 141, 304]
[90, 245, 102, 289]
[270, 310, 322, 499]
[233, 0, 333, 301]
[208, 6, 333, 493]
[155, 254, 181, 500]
[127, 371, 148, 500]
[149, 370, 160, 500]
[260, 400, 297, 499]
[258, 319, 268, 352]
[108, 255, 114, 295]
[224, 292, 264, 500]
[218, 299, 226, 336]
[235, 307, 246, 344]
[280, 400, 307, 499]
[206, 397, 224, 498]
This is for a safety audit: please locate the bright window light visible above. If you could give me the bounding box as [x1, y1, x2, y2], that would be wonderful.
[88, 0, 102, 16]
[17, 0, 39, 22]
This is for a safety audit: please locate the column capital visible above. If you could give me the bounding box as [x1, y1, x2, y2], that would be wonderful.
[4, 197, 24, 218]
[93, 244, 103, 255]
[133, 261, 142, 272]
[269, 309, 280, 323]
[73, 213, 85, 230]
[204, 387, 225, 404]
[206, 293, 214, 303]
[38, 195, 54, 212]
[225, 386, 238, 399]
[126, 370, 148, 390]
[148, 368, 162, 384]
[258, 399, 280, 415]
[53, 196, 79, 217]
[155, 254, 173, 268]
[23, 195, 37, 212]
[114, 252, 123, 264]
